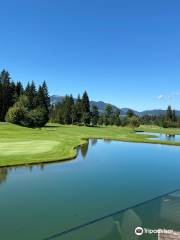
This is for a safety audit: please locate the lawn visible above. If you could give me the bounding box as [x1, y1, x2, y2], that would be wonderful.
[0, 123, 180, 167]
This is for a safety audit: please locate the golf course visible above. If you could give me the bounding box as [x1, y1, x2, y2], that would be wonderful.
[1, 123, 180, 167]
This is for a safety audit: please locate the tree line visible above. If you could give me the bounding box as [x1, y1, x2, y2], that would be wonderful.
[50, 98, 180, 128]
[49, 93, 141, 127]
[0, 70, 50, 127]
[139, 105, 179, 128]
[0, 69, 179, 128]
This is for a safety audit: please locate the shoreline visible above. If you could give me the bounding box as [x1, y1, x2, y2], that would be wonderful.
[1, 135, 180, 169]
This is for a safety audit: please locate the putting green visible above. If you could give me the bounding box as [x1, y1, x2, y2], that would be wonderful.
[0, 140, 59, 156]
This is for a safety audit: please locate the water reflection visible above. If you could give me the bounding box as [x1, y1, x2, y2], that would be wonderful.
[80, 141, 89, 158]
[103, 139, 112, 144]
[90, 139, 98, 146]
[1, 141, 180, 240]
[0, 168, 8, 185]
[136, 131, 180, 142]
[0, 163, 46, 185]
[165, 134, 175, 141]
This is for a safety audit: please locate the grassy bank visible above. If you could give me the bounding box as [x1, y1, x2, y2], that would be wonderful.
[0, 123, 180, 167]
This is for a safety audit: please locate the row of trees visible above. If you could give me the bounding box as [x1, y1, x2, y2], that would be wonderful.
[139, 105, 179, 128]
[1, 70, 179, 129]
[49, 92, 141, 127]
[0, 70, 50, 127]
[0, 70, 24, 121]
[49, 92, 92, 125]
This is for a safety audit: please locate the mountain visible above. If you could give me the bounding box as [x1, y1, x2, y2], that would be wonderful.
[90, 101, 120, 113]
[50, 95, 65, 105]
[50, 95, 180, 116]
[50, 95, 121, 113]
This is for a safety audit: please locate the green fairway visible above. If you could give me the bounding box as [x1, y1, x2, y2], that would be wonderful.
[0, 123, 180, 167]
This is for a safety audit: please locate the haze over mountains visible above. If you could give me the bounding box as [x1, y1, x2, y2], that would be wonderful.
[50, 95, 180, 116]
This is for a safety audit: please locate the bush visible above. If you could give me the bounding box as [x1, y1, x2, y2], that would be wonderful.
[6, 95, 48, 128]
[5, 105, 27, 124]
[129, 116, 140, 128]
[24, 108, 48, 128]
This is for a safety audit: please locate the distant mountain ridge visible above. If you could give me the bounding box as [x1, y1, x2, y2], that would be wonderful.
[50, 95, 180, 116]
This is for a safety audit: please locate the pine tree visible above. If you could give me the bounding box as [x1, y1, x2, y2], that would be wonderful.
[113, 109, 121, 126]
[69, 94, 74, 123]
[0, 70, 12, 121]
[75, 94, 82, 124]
[9, 81, 17, 105]
[82, 91, 90, 125]
[37, 82, 50, 109]
[63, 95, 74, 124]
[41, 81, 50, 110]
[25, 81, 37, 109]
[98, 114, 104, 125]
[104, 104, 113, 125]
[0, 80, 2, 121]
[172, 110, 177, 122]
[127, 109, 134, 118]
[36, 81, 50, 124]
[166, 105, 173, 121]
[71, 106, 77, 124]
[91, 105, 99, 126]
[16, 81, 24, 97]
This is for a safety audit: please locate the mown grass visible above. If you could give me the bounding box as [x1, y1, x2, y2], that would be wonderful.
[0, 123, 180, 167]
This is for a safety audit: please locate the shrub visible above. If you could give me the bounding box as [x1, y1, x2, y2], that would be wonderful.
[129, 116, 140, 128]
[6, 95, 48, 128]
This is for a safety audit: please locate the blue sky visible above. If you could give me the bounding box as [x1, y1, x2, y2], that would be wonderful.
[0, 0, 180, 111]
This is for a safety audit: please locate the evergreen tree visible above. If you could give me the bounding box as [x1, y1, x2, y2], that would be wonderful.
[104, 104, 113, 125]
[91, 105, 99, 126]
[25, 81, 37, 109]
[127, 109, 134, 118]
[9, 81, 17, 105]
[15, 81, 24, 97]
[0, 80, 2, 120]
[75, 94, 83, 124]
[113, 109, 121, 126]
[37, 82, 50, 124]
[82, 91, 91, 125]
[71, 105, 78, 124]
[41, 81, 50, 110]
[38, 82, 50, 115]
[0, 70, 12, 121]
[172, 110, 177, 122]
[98, 114, 104, 125]
[69, 94, 74, 123]
[166, 105, 173, 121]
[63, 95, 74, 124]
[53, 103, 65, 124]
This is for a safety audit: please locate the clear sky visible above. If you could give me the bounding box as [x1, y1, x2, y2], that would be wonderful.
[0, 0, 180, 111]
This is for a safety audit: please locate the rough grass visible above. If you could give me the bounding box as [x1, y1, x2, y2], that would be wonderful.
[0, 123, 180, 167]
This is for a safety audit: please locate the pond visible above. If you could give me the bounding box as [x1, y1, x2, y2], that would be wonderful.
[136, 131, 180, 142]
[0, 140, 180, 240]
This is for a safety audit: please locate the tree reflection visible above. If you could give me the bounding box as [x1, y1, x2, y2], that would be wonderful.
[91, 139, 98, 146]
[104, 139, 112, 144]
[80, 141, 89, 158]
[0, 168, 8, 185]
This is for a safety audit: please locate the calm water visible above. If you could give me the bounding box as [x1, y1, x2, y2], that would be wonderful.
[136, 131, 180, 142]
[0, 140, 180, 240]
